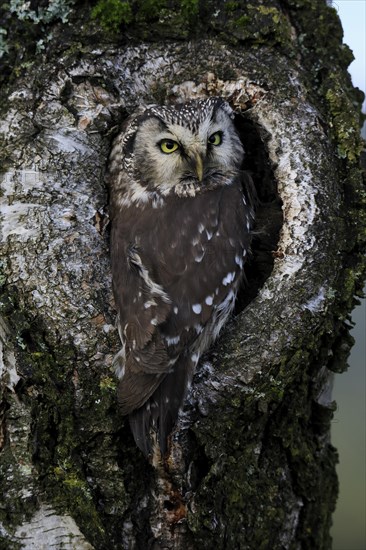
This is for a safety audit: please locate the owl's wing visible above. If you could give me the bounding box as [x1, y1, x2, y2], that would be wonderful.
[111, 220, 174, 415]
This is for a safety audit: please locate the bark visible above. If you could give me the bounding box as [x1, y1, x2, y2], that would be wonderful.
[0, 1, 365, 549]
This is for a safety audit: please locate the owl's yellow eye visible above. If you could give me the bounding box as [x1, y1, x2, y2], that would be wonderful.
[159, 139, 179, 154]
[208, 132, 222, 146]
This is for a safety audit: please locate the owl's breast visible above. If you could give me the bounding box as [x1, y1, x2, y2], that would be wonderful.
[144, 182, 253, 341]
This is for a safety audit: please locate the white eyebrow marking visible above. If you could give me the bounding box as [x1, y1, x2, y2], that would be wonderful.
[192, 304, 202, 314]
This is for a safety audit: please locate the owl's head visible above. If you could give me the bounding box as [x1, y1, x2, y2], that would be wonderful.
[122, 97, 244, 197]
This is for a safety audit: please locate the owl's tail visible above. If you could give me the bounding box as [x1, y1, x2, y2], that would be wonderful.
[128, 355, 194, 458]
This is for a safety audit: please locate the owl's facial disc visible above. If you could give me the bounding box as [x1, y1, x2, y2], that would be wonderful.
[155, 123, 227, 185]
[132, 105, 244, 194]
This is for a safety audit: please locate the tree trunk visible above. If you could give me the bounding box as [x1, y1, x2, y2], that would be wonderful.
[0, 1, 365, 548]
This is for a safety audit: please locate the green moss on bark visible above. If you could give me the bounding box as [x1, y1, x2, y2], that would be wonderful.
[187, 336, 339, 548]
[0, 287, 129, 547]
[91, 0, 133, 32]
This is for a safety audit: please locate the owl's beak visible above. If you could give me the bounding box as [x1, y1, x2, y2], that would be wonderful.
[193, 151, 204, 182]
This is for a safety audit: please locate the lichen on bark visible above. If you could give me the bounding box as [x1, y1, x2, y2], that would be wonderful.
[0, 0, 365, 549]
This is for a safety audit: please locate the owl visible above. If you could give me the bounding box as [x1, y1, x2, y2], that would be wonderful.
[108, 97, 255, 457]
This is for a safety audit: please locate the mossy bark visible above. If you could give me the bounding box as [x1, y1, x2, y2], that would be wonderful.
[0, 1, 365, 549]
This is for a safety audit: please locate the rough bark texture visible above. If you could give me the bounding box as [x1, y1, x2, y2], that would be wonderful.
[0, 1, 365, 549]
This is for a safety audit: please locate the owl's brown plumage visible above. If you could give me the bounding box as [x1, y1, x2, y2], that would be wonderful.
[109, 98, 255, 457]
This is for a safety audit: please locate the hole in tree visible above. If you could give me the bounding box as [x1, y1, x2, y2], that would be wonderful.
[163, 499, 177, 511]
[234, 114, 283, 312]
